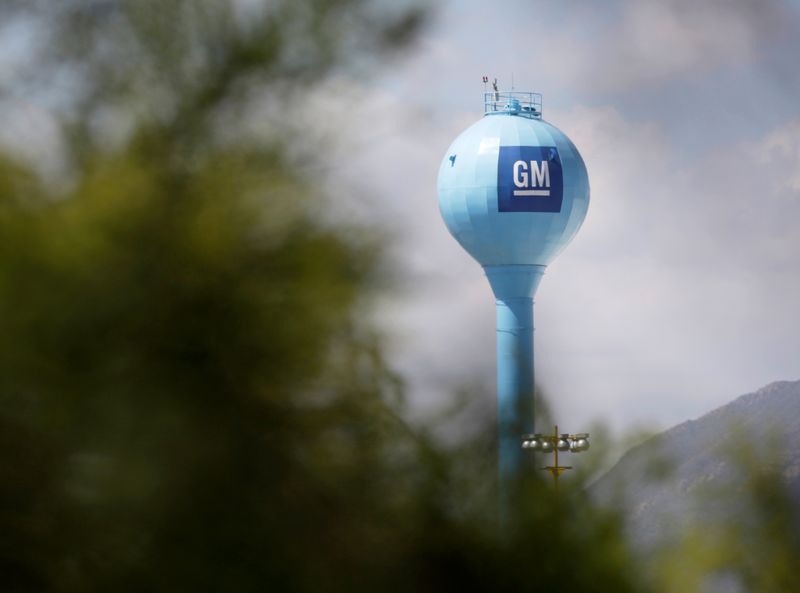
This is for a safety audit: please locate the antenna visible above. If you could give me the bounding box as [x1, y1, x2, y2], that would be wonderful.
[482, 75, 488, 93]
[511, 72, 515, 90]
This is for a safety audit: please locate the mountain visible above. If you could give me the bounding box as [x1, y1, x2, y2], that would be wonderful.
[592, 380, 800, 552]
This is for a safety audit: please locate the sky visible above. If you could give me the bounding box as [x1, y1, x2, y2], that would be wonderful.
[1, 0, 799, 439]
[324, 0, 800, 436]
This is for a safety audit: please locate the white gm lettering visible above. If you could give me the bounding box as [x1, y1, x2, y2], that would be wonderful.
[512, 160, 550, 196]
[513, 160, 528, 188]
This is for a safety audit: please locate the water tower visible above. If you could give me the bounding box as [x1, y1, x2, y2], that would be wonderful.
[437, 90, 589, 498]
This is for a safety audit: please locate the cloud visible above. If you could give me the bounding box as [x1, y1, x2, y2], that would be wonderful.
[527, 0, 797, 93]
[756, 119, 800, 193]
[608, 0, 779, 85]
[537, 104, 800, 431]
[318, 0, 800, 437]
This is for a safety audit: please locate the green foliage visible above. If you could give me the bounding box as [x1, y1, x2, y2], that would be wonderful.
[12, 1, 796, 592]
[0, 132, 643, 586]
[0, 130, 403, 592]
[0, 133, 645, 592]
[648, 434, 800, 593]
[0, 3, 435, 590]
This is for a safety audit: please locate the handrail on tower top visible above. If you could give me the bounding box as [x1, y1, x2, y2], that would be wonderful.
[484, 91, 542, 120]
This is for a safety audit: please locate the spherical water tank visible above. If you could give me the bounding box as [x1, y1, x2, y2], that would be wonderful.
[437, 96, 589, 268]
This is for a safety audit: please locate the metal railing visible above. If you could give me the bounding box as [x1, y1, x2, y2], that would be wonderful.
[484, 91, 542, 119]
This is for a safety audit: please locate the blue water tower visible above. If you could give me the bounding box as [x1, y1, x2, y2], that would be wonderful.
[437, 91, 589, 498]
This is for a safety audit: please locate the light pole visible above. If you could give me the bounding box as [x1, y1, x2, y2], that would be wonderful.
[521, 426, 591, 489]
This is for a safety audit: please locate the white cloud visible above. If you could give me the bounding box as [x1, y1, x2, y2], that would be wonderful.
[537, 105, 800, 431]
[318, 1, 800, 438]
[507, 0, 793, 94]
[756, 118, 800, 193]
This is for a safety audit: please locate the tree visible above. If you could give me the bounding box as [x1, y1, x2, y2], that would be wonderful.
[0, 2, 646, 592]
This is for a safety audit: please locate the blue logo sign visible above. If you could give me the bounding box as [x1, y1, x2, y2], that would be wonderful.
[497, 146, 563, 212]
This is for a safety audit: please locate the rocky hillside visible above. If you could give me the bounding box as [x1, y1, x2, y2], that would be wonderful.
[592, 380, 800, 552]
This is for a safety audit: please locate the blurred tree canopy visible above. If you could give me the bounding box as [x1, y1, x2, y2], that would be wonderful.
[0, 1, 732, 592]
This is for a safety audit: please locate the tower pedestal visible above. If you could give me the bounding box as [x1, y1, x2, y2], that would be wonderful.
[485, 265, 545, 508]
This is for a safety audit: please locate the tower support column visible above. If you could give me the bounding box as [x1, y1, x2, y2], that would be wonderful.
[485, 265, 545, 510]
[495, 296, 534, 486]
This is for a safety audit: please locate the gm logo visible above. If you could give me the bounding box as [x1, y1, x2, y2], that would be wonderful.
[497, 146, 563, 212]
